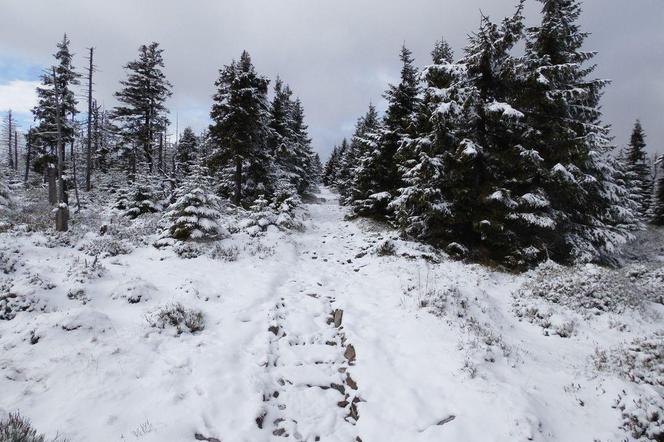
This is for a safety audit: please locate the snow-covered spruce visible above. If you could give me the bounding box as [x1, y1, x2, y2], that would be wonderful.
[113, 178, 163, 219]
[155, 169, 226, 246]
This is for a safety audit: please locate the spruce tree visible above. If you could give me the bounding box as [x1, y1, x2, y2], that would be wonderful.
[352, 46, 420, 216]
[438, 3, 554, 267]
[652, 155, 664, 225]
[289, 98, 318, 194]
[31, 34, 80, 174]
[336, 105, 380, 203]
[113, 42, 172, 174]
[323, 145, 340, 186]
[519, 0, 638, 262]
[176, 127, 198, 175]
[156, 165, 225, 243]
[390, 38, 456, 242]
[623, 120, 653, 218]
[208, 51, 271, 205]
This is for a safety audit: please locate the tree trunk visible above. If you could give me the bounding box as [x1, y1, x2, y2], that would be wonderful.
[47, 166, 57, 204]
[7, 110, 13, 169]
[86, 47, 94, 191]
[159, 132, 164, 173]
[71, 139, 81, 212]
[234, 156, 242, 205]
[14, 131, 18, 171]
[24, 132, 31, 182]
[52, 67, 69, 232]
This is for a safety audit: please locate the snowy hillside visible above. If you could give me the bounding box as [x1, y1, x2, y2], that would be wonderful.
[1, 187, 662, 441]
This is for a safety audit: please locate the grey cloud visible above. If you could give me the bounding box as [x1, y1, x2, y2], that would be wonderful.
[1, 0, 662, 159]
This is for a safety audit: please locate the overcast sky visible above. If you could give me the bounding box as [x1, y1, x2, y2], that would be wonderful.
[0, 0, 662, 159]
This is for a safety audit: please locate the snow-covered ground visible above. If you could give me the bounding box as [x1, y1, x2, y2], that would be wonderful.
[1, 187, 663, 441]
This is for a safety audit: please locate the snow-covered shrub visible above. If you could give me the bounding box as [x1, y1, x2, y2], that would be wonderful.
[148, 303, 205, 335]
[66, 287, 89, 305]
[66, 256, 106, 284]
[209, 244, 240, 262]
[614, 391, 664, 441]
[375, 240, 396, 256]
[594, 332, 664, 387]
[110, 279, 157, 304]
[0, 248, 21, 274]
[516, 262, 664, 315]
[172, 241, 204, 259]
[114, 179, 163, 219]
[233, 193, 303, 236]
[0, 411, 68, 442]
[273, 194, 304, 231]
[427, 286, 469, 318]
[78, 235, 133, 258]
[0, 280, 45, 321]
[244, 241, 275, 259]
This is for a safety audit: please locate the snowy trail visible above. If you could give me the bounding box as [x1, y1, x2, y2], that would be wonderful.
[2, 186, 661, 442]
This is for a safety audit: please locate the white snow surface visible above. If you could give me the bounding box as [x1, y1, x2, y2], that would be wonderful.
[0, 187, 662, 441]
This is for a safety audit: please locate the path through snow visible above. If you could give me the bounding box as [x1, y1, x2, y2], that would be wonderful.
[1, 187, 661, 441]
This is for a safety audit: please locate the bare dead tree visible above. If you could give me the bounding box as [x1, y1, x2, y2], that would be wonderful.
[70, 135, 81, 212]
[24, 129, 32, 182]
[14, 130, 18, 171]
[6, 110, 13, 169]
[85, 47, 95, 191]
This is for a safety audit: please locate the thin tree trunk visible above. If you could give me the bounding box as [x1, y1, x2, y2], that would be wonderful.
[24, 131, 31, 182]
[7, 110, 12, 169]
[234, 156, 242, 205]
[52, 67, 69, 231]
[85, 47, 94, 191]
[71, 138, 81, 212]
[158, 132, 163, 173]
[14, 131, 18, 171]
[48, 166, 57, 204]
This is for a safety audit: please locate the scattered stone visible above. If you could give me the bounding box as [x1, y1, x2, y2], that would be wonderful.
[344, 344, 356, 364]
[333, 309, 344, 327]
[437, 415, 456, 426]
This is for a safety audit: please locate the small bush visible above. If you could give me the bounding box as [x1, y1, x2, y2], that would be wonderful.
[79, 236, 133, 258]
[594, 332, 664, 386]
[0, 412, 68, 442]
[209, 244, 239, 262]
[517, 262, 664, 315]
[148, 303, 205, 335]
[376, 240, 396, 256]
[0, 283, 45, 321]
[172, 241, 204, 259]
[614, 391, 664, 441]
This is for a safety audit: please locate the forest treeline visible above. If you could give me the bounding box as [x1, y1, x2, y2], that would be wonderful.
[323, 0, 663, 269]
[1, 40, 321, 239]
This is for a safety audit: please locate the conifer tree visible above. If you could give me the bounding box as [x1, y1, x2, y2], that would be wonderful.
[336, 105, 380, 203]
[156, 165, 226, 243]
[323, 145, 341, 186]
[351, 46, 420, 216]
[623, 120, 653, 218]
[652, 155, 664, 225]
[390, 38, 456, 242]
[113, 42, 172, 174]
[176, 127, 198, 175]
[32, 34, 80, 174]
[288, 98, 318, 194]
[208, 51, 271, 205]
[518, 0, 638, 262]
